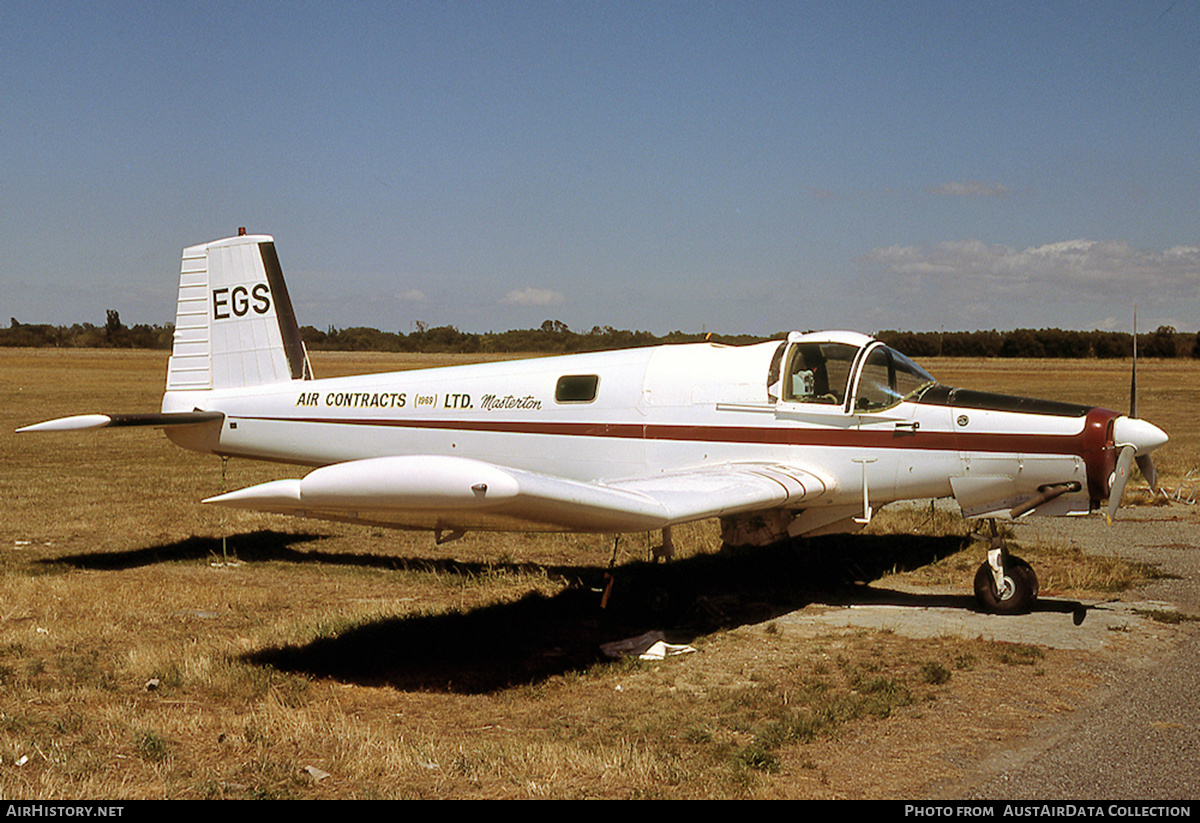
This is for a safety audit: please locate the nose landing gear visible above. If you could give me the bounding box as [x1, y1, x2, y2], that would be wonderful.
[973, 519, 1039, 615]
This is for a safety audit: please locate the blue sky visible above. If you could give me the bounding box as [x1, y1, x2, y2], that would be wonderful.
[2, 1, 1197, 335]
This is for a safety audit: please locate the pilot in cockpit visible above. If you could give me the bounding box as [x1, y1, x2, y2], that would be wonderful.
[786, 343, 855, 405]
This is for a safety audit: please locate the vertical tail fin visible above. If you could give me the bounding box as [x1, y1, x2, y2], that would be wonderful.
[166, 234, 312, 392]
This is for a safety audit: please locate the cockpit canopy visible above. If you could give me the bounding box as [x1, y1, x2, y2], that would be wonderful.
[775, 331, 937, 413]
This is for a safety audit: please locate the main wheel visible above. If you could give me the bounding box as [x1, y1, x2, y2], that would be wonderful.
[973, 556, 1038, 615]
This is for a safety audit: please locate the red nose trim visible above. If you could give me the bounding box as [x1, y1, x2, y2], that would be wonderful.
[1082, 407, 1121, 503]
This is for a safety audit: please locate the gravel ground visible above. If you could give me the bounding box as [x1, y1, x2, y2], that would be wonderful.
[778, 504, 1200, 800]
[961, 507, 1200, 800]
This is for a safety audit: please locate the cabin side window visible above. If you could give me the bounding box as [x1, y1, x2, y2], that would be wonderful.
[555, 374, 599, 403]
[766, 341, 786, 401]
[783, 343, 858, 406]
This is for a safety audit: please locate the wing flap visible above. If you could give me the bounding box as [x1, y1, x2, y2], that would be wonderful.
[606, 464, 832, 522]
[205, 455, 833, 534]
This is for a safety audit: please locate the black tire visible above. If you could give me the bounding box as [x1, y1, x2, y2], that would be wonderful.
[607, 566, 695, 625]
[645, 585, 673, 615]
[973, 556, 1039, 615]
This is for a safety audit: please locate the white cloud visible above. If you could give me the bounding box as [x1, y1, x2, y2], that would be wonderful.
[868, 239, 1200, 293]
[393, 289, 426, 302]
[501, 287, 565, 307]
[926, 180, 1010, 198]
[860, 239, 1200, 328]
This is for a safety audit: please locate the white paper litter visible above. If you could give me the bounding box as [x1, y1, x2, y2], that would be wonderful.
[600, 631, 696, 660]
[638, 640, 697, 660]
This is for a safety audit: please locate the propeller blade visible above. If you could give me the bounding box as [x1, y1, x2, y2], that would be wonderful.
[1130, 306, 1138, 419]
[1106, 444, 1136, 525]
[1136, 454, 1158, 490]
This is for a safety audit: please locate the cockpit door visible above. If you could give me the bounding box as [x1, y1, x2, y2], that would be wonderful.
[849, 343, 936, 417]
[850, 342, 958, 503]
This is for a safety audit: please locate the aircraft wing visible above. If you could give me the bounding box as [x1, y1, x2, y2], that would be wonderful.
[204, 455, 834, 534]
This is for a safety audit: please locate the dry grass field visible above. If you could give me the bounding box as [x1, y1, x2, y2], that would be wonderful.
[0, 348, 1194, 799]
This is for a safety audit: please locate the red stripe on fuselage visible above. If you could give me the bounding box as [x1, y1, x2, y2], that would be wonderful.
[239, 412, 1110, 457]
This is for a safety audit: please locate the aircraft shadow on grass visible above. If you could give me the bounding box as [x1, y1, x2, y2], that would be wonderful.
[46, 528, 1089, 693]
[233, 530, 1014, 694]
[44, 530, 328, 571]
[44, 528, 612, 580]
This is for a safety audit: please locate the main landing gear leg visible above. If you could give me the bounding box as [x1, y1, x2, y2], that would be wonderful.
[599, 530, 689, 620]
[973, 518, 1039, 615]
[652, 526, 675, 562]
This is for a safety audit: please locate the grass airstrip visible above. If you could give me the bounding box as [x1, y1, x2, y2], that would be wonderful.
[0, 348, 1194, 799]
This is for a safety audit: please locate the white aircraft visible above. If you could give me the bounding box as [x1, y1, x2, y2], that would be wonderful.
[19, 233, 1168, 615]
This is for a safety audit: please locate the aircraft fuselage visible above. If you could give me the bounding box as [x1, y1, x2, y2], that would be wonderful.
[164, 335, 1123, 535]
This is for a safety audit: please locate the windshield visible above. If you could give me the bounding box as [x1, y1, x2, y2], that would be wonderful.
[854, 345, 937, 411]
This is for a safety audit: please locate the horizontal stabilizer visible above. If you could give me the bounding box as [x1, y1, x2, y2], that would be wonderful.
[18, 412, 224, 433]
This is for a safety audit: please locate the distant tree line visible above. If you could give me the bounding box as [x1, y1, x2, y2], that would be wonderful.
[1, 311, 174, 349]
[3, 311, 1199, 359]
[298, 320, 765, 354]
[875, 326, 1193, 359]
